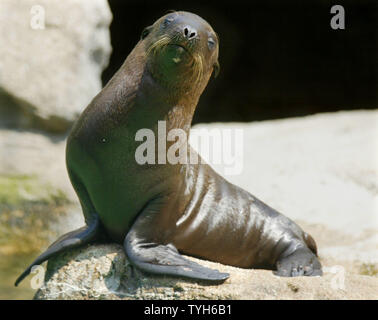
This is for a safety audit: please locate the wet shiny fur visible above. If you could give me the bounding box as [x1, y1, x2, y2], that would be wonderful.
[16, 12, 321, 286]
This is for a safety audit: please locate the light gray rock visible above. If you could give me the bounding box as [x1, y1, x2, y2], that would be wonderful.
[34, 244, 378, 300]
[0, 0, 112, 132]
[0, 128, 76, 202]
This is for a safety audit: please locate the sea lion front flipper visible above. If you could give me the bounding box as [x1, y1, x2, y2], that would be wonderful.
[124, 209, 229, 282]
[125, 237, 229, 282]
[14, 215, 101, 286]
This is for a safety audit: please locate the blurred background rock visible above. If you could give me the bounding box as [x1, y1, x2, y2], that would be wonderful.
[0, 0, 112, 299]
[0, 0, 111, 132]
[0, 0, 376, 299]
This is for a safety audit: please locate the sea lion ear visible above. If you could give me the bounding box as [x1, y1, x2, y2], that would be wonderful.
[213, 60, 220, 78]
[141, 26, 153, 40]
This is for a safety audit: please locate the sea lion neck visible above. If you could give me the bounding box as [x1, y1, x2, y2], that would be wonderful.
[136, 72, 199, 134]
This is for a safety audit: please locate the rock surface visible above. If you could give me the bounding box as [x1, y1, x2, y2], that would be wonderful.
[0, 0, 112, 132]
[34, 244, 378, 300]
[0, 130, 81, 300]
[31, 110, 378, 300]
[0, 129, 76, 201]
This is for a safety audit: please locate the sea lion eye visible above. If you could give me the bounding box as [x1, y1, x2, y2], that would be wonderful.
[141, 26, 152, 40]
[163, 18, 174, 27]
[208, 38, 215, 50]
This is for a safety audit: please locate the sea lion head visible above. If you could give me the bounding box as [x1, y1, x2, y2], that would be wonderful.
[141, 11, 220, 94]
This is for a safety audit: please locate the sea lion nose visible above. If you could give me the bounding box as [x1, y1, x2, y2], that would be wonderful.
[183, 25, 197, 40]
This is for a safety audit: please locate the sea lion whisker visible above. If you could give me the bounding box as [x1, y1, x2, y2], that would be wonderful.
[146, 36, 172, 57]
[191, 53, 204, 87]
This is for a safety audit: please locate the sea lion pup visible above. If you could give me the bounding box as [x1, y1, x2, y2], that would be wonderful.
[15, 11, 321, 286]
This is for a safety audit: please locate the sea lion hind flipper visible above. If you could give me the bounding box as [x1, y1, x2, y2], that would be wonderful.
[274, 247, 322, 277]
[14, 215, 101, 286]
[125, 237, 229, 282]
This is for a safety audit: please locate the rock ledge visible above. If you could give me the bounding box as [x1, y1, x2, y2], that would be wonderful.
[34, 244, 378, 300]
